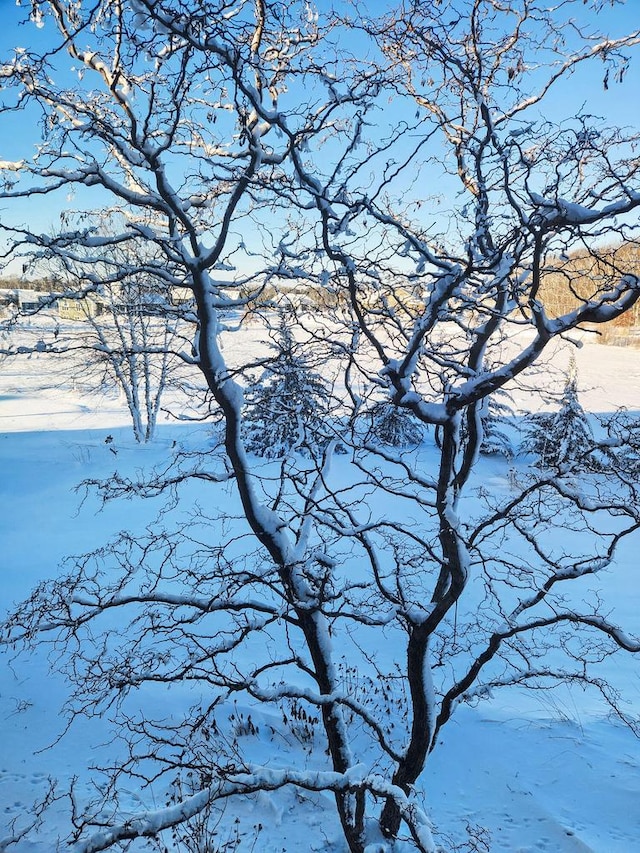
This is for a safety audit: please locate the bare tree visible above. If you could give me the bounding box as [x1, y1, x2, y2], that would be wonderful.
[2, 2, 640, 852]
[0, 215, 199, 442]
[74, 276, 189, 445]
[51, 216, 198, 442]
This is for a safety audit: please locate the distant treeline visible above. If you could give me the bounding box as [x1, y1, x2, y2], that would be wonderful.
[540, 241, 640, 332]
[3, 242, 640, 338]
[0, 275, 58, 292]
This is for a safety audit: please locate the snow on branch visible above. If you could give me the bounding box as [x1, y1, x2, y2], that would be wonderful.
[72, 765, 435, 853]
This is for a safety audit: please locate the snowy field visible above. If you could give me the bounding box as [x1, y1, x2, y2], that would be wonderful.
[1, 331, 639, 852]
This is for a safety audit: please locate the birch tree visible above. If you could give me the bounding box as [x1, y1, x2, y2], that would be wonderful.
[48, 215, 198, 442]
[1, 1, 640, 852]
[0, 221, 197, 443]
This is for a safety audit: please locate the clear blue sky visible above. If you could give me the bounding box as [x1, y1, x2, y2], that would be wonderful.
[1, 0, 639, 272]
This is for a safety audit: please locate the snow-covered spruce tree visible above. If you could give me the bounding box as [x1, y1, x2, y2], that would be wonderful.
[242, 312, 333, 458]
[361, 399, 424, 447]
[521, 355, 602, 472]
[2, 2, 640, 853]
[479, 391, 514, 458]
[601, 408, 640, 475]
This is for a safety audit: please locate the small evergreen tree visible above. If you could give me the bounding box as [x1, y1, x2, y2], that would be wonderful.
[479, 391, 514, 457]
[243, 313, 332, 458]
[521, 354, 601, 471]
[362, 399, 424, 447]
[602, 409, 640, 475]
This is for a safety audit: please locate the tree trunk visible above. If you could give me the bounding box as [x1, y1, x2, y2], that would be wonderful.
[380, 627, 433, 840]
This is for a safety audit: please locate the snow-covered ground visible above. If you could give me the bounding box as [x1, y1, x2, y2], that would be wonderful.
[1, 334, 639, 852]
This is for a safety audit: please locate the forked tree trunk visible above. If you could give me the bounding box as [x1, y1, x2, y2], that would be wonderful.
[381, 419, 468, 842]
[380, 626, 434, 841]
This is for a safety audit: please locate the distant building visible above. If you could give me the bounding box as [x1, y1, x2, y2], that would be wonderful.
[17, 289, 42, 312]
[0, 286, 59, 315]
[58, 295, 106, 320]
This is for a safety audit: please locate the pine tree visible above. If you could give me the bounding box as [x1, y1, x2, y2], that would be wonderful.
[243, 314, 332, 458]
[521, 354, 601, 471]
[602, 409, 640, 475]
[479, 390, 514, 457]
[362, 399, 424, 447]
